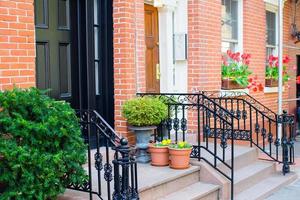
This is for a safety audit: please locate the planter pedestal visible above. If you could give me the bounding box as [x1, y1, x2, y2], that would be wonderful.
[129, 126, 156, 163]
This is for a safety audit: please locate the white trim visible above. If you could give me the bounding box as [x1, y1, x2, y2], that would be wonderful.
[264, 86, 285, 93]
[220, 89, 250, 97]
[237, 0, 243, 52]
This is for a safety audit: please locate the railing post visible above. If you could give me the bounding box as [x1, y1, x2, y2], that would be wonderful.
[113, 138, 139, 200]
[281, 111, 290, 175]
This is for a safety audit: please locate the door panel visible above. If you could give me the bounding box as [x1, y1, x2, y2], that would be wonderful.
[145, 4, 160, 93]
[35, 0, 77, 104]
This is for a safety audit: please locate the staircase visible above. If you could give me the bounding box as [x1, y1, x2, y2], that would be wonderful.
[139, 92, 297, 200]
[138, 145, 297, 200]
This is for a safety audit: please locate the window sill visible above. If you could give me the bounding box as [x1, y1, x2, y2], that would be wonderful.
[220, 88, 250, 97]
[264, 87, 285, 94]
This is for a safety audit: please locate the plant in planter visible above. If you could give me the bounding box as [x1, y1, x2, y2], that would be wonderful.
[168, 141, 192, 169]
[148, 139, 172, 166]
[265, 55, 290, 87]
[122, 97, 168, 163]
[222, 50, 252, 90]
[0, 88, 87, 199]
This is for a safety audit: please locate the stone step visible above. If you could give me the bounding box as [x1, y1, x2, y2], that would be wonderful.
[234, 161, 275, 194]
[139, 165, 201, 200]
[235, 172, 298, 200]
[158, 182, 219, 200]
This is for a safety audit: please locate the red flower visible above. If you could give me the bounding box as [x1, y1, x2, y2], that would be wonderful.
[296, 76, 300, 84]
[283, 55, 290, 64]
[248, 77, 253, 83]
[258, 83, 264, 92]
[252, 87, 258, 92]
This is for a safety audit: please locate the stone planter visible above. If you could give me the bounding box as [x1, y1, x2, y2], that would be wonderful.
[168, 147, 192, 169]
[221, 79, 246, 90]
[148, 144, 169, 166]
[265, 78, 278, 87]
[129, 126, 156, 163]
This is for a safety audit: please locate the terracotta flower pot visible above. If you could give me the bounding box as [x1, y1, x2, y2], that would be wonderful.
[148, 144, 169, 166]
[265, 78, 278, 87]
[221, 79, 246, 90]
[168, 147, 192, 169]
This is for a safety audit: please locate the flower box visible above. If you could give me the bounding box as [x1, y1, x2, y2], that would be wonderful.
[265, 78, 278, 87]
[221, 79, 246, 90]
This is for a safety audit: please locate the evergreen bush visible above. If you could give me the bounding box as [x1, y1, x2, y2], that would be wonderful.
[0, 88, 87, 200]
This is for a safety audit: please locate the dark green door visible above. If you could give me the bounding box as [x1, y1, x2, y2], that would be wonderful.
[35, 0, 79, 107]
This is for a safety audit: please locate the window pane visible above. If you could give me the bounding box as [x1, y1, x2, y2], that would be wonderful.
[222, 41, 238, 53]
[222, 0, 238, 40]
[266, 11, 276, 46]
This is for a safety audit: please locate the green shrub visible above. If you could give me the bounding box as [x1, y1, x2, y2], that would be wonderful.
[122, 97, 168, 127]
[0, 88, 87, 200]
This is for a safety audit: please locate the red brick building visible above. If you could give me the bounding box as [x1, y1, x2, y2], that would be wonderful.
[0, 0, 300, 142]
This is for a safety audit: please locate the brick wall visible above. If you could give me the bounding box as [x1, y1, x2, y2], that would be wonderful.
[187, 0, 222, 92]
[0, 0, 35, 90]
[113, 0, 146, 143]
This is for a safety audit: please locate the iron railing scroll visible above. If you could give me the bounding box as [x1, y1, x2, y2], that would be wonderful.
[66, 110, 139, 200]
[138, 93, 236, 200]
[202, 91, 295, 175]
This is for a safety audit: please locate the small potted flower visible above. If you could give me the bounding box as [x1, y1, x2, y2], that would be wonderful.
[148, 139, 171, 166]
[122, 97, 168, 163]
[168, 141, 192, 169]
[265, 55, 290, 87]
[222, 50, 252, 90]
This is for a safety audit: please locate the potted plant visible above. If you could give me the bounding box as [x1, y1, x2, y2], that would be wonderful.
[265, 55, 290, 87]
[222, 50, 252, 90]
[122, 97, 168, 163]
[148, 139, 171, 166]
[168, 141, 192, 169]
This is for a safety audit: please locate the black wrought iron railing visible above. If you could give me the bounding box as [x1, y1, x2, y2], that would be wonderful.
[67, 110, 139, 200]
[202, 91, 295, 174]
[138, 93, 237, 200]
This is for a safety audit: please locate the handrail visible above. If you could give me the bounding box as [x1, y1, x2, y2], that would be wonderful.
[68, 109, 138, 200]
[137, 92, 238, 120]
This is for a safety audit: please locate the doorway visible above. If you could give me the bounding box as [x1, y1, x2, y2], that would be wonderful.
[35, 0, 114, 126]
[145, 4, 160, 93]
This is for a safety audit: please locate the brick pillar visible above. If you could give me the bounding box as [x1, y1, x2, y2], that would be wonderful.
[0, 0, 35, 90]
[187, 0, 222, 133]
[187, 0, 222, 92]
[113, 0, 145, 143]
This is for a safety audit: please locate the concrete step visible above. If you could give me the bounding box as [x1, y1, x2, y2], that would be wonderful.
[235, 172, 298, 200]
[139, 165, 201, 200]
[234, 161, 275, 194]
[158, 182, 219, 200]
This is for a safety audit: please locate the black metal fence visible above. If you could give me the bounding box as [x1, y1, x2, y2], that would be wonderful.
[202, 91, 295, 174]
[139, 92, 296, 200]
[138, 93, 236, 200]
[66, 110, 139, 200]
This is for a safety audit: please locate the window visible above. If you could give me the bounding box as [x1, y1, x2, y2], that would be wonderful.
[266, 10, 277, 59]
[221, 0, 239, 52]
